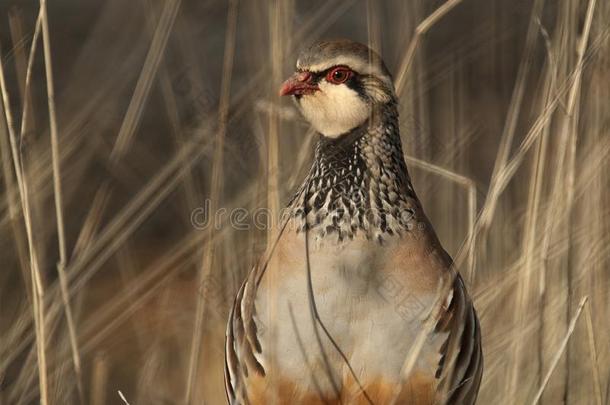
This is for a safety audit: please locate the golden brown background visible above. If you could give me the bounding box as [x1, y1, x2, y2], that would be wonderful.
[0, 0, 608, 404]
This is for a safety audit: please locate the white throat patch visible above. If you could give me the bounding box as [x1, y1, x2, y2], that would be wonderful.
[297, 80, 370, 138]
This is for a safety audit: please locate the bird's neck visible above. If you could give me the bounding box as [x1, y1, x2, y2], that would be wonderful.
[289, 104, 420, 242]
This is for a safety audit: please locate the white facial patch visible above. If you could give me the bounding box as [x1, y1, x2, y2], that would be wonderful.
[297, 80, 371, 138]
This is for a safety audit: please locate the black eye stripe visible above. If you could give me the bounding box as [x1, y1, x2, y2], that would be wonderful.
[310, 72, 324, 84]
[297, 66, 366, 98]
[303, 66, 359, 83]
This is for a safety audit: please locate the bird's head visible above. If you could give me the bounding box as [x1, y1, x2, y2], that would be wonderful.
[280, 39, 395, 138]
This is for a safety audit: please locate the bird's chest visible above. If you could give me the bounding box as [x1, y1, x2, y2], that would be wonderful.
[255, 231, 445, 394]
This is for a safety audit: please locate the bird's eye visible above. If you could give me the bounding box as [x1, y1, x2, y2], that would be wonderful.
[326, 67, 352, 84]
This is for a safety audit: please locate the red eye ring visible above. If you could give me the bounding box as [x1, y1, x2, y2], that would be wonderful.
[326, 67, 352, 84]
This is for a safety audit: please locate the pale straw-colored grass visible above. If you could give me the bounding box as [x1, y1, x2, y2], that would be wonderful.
[0, 1, 608, 404]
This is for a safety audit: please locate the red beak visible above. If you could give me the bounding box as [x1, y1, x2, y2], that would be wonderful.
[279, 71, 318, 96]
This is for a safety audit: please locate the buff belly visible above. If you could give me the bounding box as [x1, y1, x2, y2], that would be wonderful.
[248, 232, 448, 404]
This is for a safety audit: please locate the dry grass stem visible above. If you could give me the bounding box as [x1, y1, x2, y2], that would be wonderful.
[405, 155, 477, 282]
[0, 37, 49, 405]
[394, 0, 463, 95]
[584, 300, 603, 405]
[530, 296, 588, 405]
[389, 281, 453, 405]
[39, 0, 85, 399]
[118, 390, 131, 405]
[479, 0, 545, 231]
[184, 1, 238, 402]
[1, 1, 608, 404]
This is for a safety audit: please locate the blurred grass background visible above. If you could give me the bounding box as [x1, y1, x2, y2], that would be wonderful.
[0, 0, 608, 404]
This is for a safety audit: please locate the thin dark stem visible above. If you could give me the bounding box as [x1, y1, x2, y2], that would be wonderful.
[304, 225, 375, 405]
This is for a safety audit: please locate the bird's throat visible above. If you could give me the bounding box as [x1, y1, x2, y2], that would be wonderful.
[289, 106, 419, 242]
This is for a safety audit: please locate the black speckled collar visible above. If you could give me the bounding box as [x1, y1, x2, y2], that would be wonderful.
[289, 103, 420, 243]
